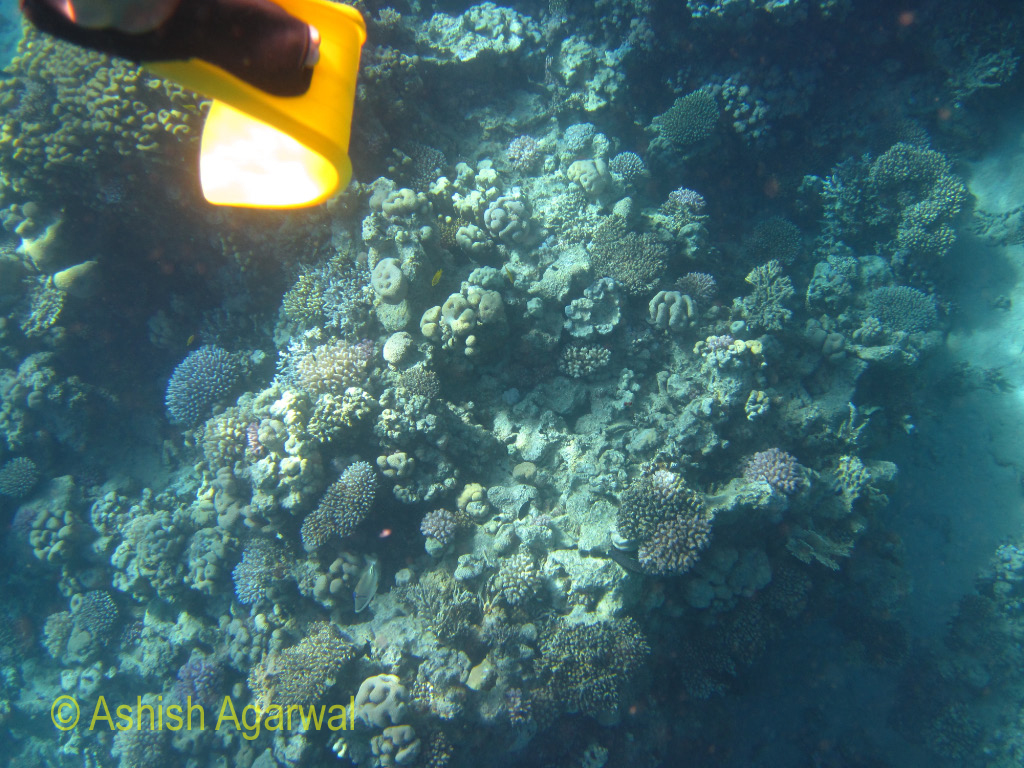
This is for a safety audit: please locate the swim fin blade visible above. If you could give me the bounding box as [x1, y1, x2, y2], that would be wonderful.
[148, 0, 365, 208]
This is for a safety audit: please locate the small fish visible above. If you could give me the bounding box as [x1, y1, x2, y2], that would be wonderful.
[605, 547, 643, 574]
[353, 554, 380, 613]
[431, 269, 443, 287]
[503, 265, 514, 284]
[186, 334, 195, 346]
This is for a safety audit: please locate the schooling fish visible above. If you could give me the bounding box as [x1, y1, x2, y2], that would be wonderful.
[353, 554, 380, 613]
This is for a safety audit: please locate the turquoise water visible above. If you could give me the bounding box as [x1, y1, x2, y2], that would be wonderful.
[1, 1, 1024, 766]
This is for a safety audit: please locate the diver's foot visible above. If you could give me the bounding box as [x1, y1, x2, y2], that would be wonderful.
[305, 25, 320, 66]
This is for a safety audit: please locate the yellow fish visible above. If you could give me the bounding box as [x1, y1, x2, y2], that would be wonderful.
[431, 269, 443, 287]
[186, 334, 195, 346]
[503, 265, 514, 284]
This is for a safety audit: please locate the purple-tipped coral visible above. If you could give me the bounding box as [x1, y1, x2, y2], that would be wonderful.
[637, 509, 713, 576]
[742, 448, 802, 494]
[173, 652, 224, 708]
[664, 187, 707, 219]
[677, 272, 718, 307]
[420, 508, 459, 545]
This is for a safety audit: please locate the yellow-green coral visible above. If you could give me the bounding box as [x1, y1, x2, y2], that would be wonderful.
[282, 271, 328, 327]
[0, 25, 203, 201]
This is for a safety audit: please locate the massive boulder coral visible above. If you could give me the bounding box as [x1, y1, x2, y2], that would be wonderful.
[111, 503, 192, 600]
[355, 673, 409, 727]
[482, 192, 535, 246]
[419, 2, 540, 64]
[420, 283, 507, 357]
[244, 386, 326, 517]
[649, 290, 696, 332]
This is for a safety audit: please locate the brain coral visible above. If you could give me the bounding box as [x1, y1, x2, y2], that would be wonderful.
[165, 346, 240, 426]
[355, 673, 409, 727]
[301, 461, 377, 551]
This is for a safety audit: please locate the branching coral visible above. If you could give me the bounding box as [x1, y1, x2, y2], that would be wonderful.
[300, 461, 377, 551]
[617, 469, 715, 576]
[247, 621, 357, 709]
[534, 615, 649, 720]
[588, 215, 667, 296]
[736, 260, 794, 332]
[742, 448, 802, 494]
[292, 339, 374, 397]
[165, 346, 240, 427]
[866, 286, 938, 334]
[648, 87, 719, 151]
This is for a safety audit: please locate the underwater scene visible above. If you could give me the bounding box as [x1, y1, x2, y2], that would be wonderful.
[2, 0, 1024, 766]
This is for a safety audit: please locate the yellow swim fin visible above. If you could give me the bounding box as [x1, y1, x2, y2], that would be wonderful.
[148, 0, 365, 209]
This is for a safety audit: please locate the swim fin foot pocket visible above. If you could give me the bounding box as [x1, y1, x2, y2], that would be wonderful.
[21, 0, 317, 96]
[23, 0, 365, 208]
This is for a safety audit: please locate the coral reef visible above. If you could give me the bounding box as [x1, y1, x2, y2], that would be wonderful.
[0, 2, 1010, 766]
